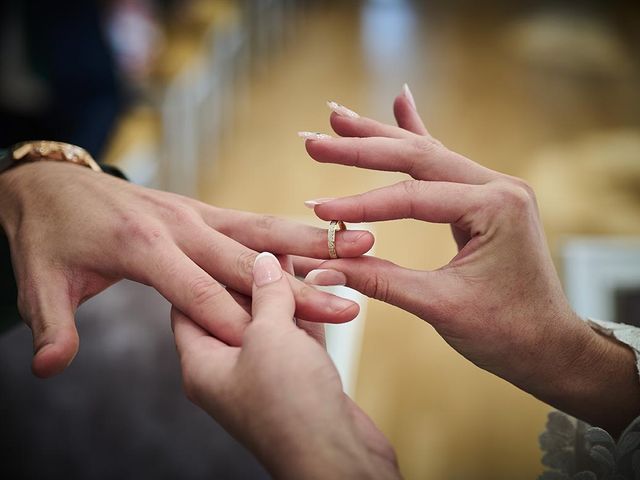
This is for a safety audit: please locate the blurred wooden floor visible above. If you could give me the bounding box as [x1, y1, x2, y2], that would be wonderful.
[199, 2, 640, 479]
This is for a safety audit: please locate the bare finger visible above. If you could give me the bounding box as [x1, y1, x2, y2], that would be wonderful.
[16, 267, 79, 378]
[171, 307, 234, 391]
[328, 111, 416, 140]
[251, 253, 296, 329]
[199, 207, 374, 259]
[180, 227, 361, 324]
[393, 89, 430, 136]
[305, 256, 444, 325]
[312, 180, 482, 225]
[305, 136, 496, 184]
[136, 245, 251, 345]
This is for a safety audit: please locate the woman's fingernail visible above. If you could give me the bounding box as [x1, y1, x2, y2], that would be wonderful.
[402, 83, 417, 110]
[304, 197, 335, 209]
[327, 101, 360, 118]
[253, 252, 283, 286]
[305, 269, 347, 286]
[297, 131, 332, 140]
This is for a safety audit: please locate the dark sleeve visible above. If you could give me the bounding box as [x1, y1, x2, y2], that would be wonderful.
[0, 164, 128, 333]
[0, 232, 18, 333]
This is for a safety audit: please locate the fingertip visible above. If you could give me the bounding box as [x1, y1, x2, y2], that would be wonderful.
[393, 94, 414, 122]
[31, 331, 79, 378]
[304, 135, 329, 160]
[337, 302, 360, 323]
[394, 93, 429, 136]
[253, 252, 284, 287]
[394, 91, 412, 110]
[357, 230, 375, 254]
[337, 230, 375, 257]
[313, 203, 335, 221]
[329, 111, 354, 135]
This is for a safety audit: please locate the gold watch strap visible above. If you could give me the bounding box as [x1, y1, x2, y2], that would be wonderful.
[0, 141, 102, 174]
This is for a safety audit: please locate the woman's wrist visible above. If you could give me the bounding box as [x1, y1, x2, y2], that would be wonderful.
[258, 426, 398, 480]
[525, 310, 640, 436]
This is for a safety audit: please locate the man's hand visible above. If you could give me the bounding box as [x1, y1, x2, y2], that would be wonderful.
[172, 252, 399, 480]
[0, 161, 374, 378]
[300, 91, 640, 435]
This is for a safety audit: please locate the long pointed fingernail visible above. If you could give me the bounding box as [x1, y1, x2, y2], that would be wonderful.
[402, 83, 417, 110]
[305, 269, 347, 286]
[253, 252, 283, 286]
[327, 101, 360, 118]
[304, 197, 335, 209]
[298, 131, 332, 141]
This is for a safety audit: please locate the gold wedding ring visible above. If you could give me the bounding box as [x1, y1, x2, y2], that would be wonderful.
[328, 220, 346, 259]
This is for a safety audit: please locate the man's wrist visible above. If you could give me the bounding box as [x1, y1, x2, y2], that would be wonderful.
[0, 162, 30, 236]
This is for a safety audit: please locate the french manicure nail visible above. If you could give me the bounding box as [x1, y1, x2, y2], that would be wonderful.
[253, 252, 283, 286]
[403, 83, 417, 110]
[297, 131, 332, 140]
[305, 269, 347, 286]
[327, 101, 360, 119]
[304, 197, 336, 209]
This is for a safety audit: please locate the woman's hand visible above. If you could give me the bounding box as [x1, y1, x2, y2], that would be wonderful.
[0, 161, 374, 377]
[172, 253, 399, 480]
[300, 91, 640, 435]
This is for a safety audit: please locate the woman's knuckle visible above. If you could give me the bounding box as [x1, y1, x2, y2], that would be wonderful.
[400, 179, 422, 197]
[412, 137, 439, 156]
[488, 180, 535, 211]
[255, 215, 278, 232]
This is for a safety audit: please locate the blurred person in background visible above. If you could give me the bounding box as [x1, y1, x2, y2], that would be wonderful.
[173, 91, 640, 479]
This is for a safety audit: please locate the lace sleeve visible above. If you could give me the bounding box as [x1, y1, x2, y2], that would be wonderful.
[538, 319, 640, 479]
[539, 411, 640, 479]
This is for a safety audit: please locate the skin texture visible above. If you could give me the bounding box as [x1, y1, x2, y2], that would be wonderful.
[172, 253, 400, 480]
[300, 92, 640, 437]
[0, 161, 374, 378]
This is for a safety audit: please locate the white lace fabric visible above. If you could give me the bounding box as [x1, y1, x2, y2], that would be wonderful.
[585, 318, 640, 379]
[539, 411, 640, 480]
[538, 318, 640, 479]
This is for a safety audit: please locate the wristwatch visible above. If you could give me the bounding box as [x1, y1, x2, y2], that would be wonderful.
[0, 141, 102, 174]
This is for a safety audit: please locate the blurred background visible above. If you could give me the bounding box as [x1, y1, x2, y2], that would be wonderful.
[1, 0, 639, 478]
